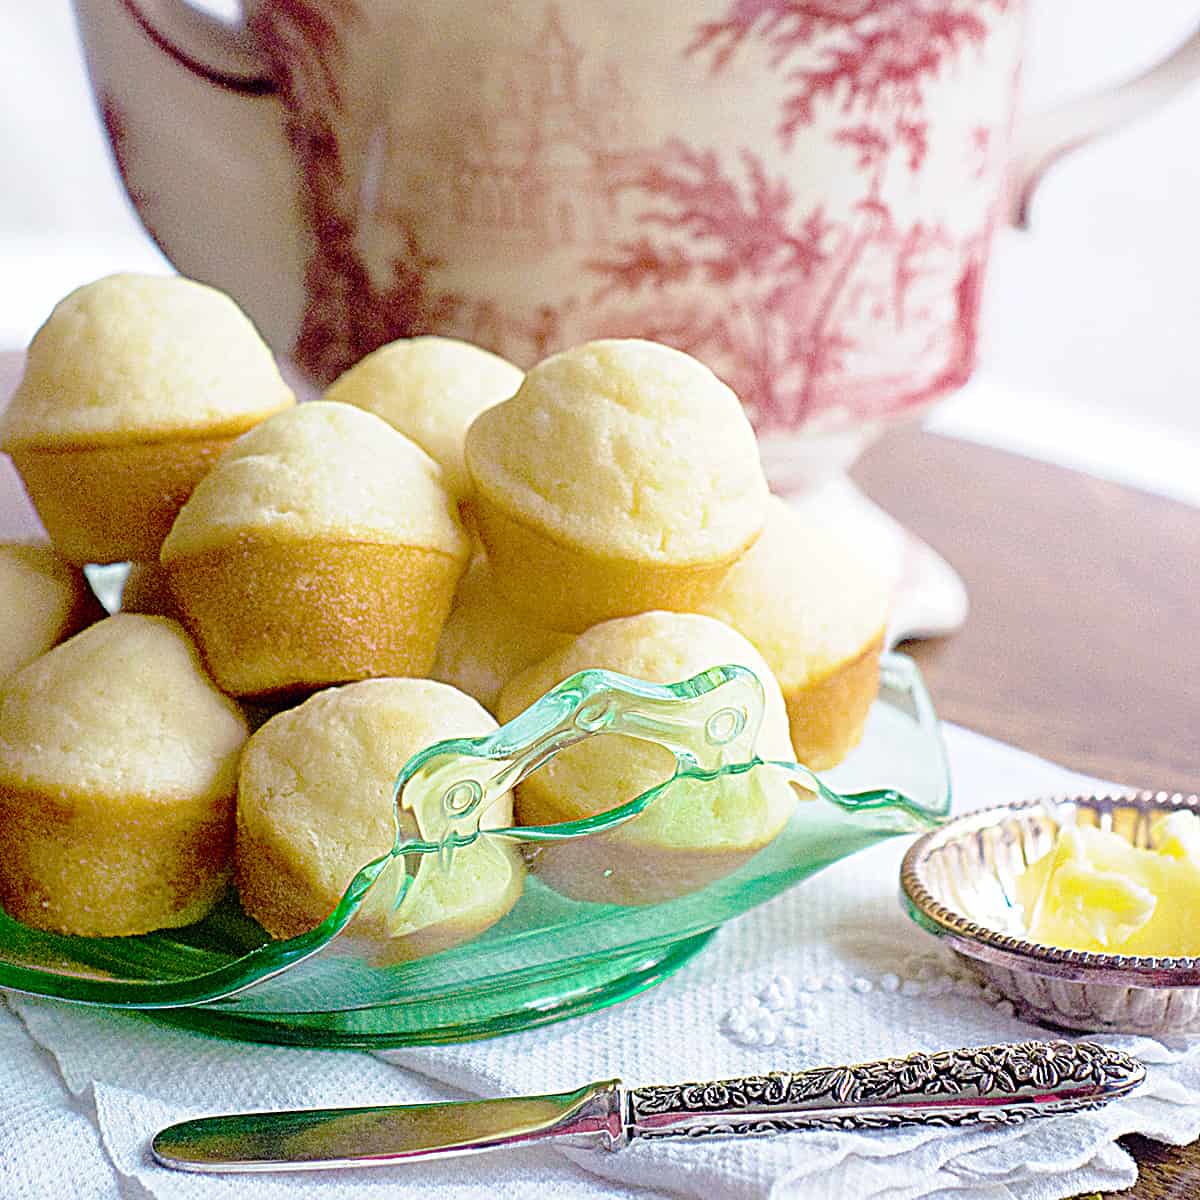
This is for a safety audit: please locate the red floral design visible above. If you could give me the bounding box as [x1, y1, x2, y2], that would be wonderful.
[689, 0, 994, 145]
[253, 0, 464, 383]
[586, 0, 1011, 431]
[253, 0, 1016, 433]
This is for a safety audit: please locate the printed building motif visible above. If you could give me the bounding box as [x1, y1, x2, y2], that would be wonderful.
[392, 6, 639, 261]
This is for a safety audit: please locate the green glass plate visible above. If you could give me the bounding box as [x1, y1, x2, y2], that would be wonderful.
[0, 653, 949, 1045]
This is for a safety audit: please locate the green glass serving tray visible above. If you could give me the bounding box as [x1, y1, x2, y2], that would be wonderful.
[0, 653, 948, 1046]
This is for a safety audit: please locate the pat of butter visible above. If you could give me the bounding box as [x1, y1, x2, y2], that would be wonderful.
[1015, 813, 1200, 956]
[1151, 810, 1200, 862]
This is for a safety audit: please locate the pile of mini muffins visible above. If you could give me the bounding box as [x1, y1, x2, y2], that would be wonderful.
[0, 273, 889, 962]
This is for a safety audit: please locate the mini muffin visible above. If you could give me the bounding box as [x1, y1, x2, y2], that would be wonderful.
[429, 556, 571, 712]
[465, 339, 769, 632]
[0, 614, 248, 936]
[0, 541, 105, 678]
[497, 611, 799, 904]
[236, 678, 524, 963]
[161, 401, 471, 698]
[118, 561, 178, 618]
[0, 274, 295, 564]
[324, 335, 523, 502]
[698, 495, 890, 769]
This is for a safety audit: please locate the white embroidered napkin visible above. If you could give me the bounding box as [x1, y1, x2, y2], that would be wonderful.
[6, 723, 1200, 1200]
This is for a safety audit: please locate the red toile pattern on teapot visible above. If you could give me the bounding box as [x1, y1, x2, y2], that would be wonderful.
[249, 0, 1020, 438]
[587, 0, 1014, 432]
[76, 0, 1200, 455]
[249, 0, 466, 383]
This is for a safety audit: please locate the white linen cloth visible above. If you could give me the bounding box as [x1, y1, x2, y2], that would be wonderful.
[5, 722, 1200, 1200]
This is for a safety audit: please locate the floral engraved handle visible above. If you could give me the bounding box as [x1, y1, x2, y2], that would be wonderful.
[626, 1042, 1144, 1140]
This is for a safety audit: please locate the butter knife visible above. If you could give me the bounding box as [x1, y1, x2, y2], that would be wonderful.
[152, 1040, 1142, 1172]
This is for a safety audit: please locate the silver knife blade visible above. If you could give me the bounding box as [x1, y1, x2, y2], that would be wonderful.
[152, 1079, 624, 1172]
[152, 1041, 1144, 1173]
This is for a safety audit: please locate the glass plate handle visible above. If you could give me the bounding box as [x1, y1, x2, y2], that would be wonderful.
[390, 662, 769, 855]
[392, 652, 948, 859]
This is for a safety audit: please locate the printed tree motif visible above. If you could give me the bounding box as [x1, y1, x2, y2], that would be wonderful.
[253, 0, 464, 383]
[689, 0, 994, 146]
[590, 143, 838, 420]
[589, 0, 1005, 429]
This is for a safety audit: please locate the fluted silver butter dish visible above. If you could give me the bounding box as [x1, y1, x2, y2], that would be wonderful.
[900, 792, 1200, 1034]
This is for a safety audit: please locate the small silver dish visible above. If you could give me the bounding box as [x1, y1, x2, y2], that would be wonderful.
[900, 791, 1200, 1034]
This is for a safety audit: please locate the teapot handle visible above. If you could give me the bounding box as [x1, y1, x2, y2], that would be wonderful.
[114, 0, 271, 90]
[1009, 23, 1200, 228]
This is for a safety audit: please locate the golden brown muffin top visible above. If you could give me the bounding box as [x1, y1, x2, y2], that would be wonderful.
[161, 401, 470, 560]
[465, 339, 768, 565]
[0, 614, 247, 799]
[697, 495, 891, 688]
[0, 541, 102, 679]
[238, 678, 511, 911]
[1, 274, 294, 450]
[430, 556, 571, 713]
[324, 336, 523, 500]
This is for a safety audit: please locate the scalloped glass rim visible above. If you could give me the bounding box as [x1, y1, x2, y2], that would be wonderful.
[0, 653, 950, 1042]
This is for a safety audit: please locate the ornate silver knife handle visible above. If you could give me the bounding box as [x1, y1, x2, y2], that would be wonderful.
[625, 1041, 1144, 1141]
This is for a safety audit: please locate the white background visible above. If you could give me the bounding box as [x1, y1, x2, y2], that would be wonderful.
[2, 0, 1199, 502]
